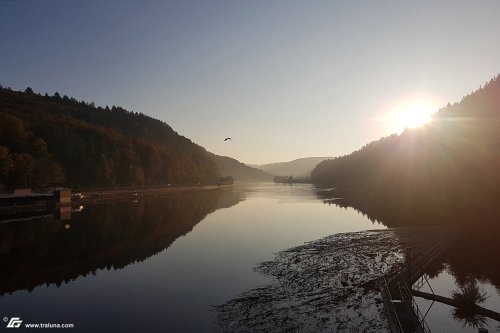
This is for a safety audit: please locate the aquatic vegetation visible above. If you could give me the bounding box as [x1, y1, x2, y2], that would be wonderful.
[214, 228, 446, 332]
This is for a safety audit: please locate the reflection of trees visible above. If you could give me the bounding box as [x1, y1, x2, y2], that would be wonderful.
[451, 279, 488, 329]
[422, 259, 447, 279]
[317, 189, 500, 293]
[0, 190, 242, 295]
[444, 225, 500, 291]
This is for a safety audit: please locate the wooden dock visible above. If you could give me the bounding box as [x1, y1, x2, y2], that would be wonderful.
[381, 229, 459, 333]
[412, 289, 500, 322]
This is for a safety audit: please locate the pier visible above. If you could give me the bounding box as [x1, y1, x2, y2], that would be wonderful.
[381, 229, 458, 333]
[0, 189, 71, 222]
[412, 289, 500, 322]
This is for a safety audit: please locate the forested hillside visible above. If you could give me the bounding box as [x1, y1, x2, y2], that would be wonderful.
[0, 86, 220, 190]
[312, 75, 500, 226]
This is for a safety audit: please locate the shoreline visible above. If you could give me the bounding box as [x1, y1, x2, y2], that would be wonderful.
[79, 184, 232, 203]
[0, 185, 232, 213]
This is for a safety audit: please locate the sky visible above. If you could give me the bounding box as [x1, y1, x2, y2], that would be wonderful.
[1, 1, 500, 164]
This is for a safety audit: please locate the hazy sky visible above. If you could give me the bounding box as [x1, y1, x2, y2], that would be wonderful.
[2, 1, 500, 164]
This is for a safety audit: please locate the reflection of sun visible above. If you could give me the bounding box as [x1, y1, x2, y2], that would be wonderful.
[390, 99, 438, 133]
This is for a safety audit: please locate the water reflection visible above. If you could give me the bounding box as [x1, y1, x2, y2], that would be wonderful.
[317, 187, 500, 330]
[317, 187, 500, 291]
[0, 184, 387, 332]
[0, 189, 243, 296]
[1, 183, 496, 332]
[451, 280, 488, 328]
[418, 227, 500, 331]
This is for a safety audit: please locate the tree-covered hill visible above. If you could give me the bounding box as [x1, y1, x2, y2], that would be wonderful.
[0, 86, 220, 190]
[312, 75, 500, 226]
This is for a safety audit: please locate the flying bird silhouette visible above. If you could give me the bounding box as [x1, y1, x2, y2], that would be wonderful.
[224, 137, 232, 141]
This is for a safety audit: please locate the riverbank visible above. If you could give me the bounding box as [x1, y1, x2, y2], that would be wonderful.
[77, 184, 232, 203]
[0, 185, 232, 220]
[214, 227, 449, 333]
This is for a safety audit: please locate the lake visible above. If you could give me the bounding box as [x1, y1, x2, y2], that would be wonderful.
[0, 183, 498, 332]
[0, 183, 383, 332]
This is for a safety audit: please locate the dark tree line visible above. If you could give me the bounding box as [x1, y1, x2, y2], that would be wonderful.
[0, 86, 220, 191]
[312, 75, 500, 227]
[273, 175, 311, 184]
[0, 113, 64, 190]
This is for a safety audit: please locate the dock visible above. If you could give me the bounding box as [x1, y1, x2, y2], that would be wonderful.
[412, 289, 500, 322]
[0, 189, 72, 223]
[381, 229, 458, 333]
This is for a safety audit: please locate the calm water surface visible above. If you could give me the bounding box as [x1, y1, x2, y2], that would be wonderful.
[1, 183, 498, 332]
[415, 269, 500, 332]
[0, 183, 383, 332]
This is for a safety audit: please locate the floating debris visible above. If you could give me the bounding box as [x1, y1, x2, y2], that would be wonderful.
[213, 228, 447, 333]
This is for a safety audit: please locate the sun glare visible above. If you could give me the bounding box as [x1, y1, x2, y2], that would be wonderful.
[390, 99, 438, 133]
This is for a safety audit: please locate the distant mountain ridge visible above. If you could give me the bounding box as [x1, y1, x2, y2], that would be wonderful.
[254, 157, 332, 177]
[207, 152, 274, 182]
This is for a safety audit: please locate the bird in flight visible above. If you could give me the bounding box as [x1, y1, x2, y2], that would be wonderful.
[224, 137, 232, 141]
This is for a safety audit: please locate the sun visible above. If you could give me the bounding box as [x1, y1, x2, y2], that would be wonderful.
[390, 99, 438, 133]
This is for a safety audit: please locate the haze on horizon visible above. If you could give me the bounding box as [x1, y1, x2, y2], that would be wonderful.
[2, 0, 500, 164]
